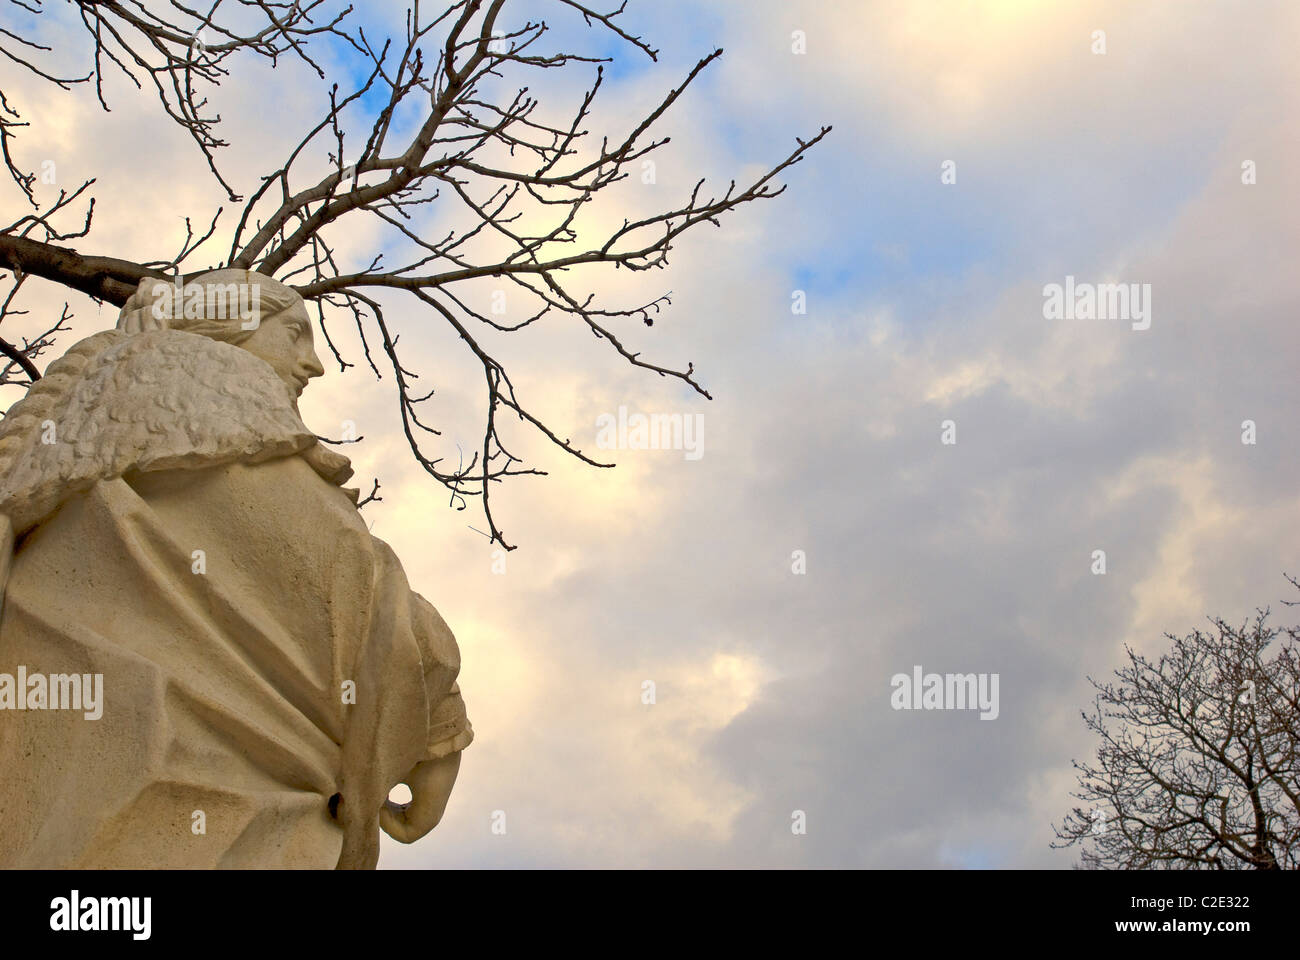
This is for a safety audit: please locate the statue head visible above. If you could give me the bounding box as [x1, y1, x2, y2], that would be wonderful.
[118, 269, 325, 398]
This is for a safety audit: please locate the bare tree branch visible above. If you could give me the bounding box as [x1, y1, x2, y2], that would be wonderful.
[0, 0, 829, 549]
[1053, 581, 1300, 869]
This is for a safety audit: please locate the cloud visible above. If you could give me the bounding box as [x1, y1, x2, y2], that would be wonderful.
[4, 0, 1297, 869]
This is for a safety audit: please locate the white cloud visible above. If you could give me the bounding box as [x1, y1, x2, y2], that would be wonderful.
[4, 0, 1298, 868]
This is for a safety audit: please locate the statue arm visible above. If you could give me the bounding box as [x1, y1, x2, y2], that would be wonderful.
[379, 751, 462, 844]
[374, 565, 473, 844]
[378, 681, 474, 843]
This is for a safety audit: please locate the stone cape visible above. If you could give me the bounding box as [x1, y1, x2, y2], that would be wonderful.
[0, 328, 471, 868]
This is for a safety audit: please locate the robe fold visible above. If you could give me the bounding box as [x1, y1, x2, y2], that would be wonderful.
[0, 329, 471, 868]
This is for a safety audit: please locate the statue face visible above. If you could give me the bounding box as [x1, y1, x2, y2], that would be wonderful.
[238, 299, 326, 397]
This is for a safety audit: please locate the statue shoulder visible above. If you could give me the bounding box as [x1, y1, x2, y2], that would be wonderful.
[0, 329, 317, 535]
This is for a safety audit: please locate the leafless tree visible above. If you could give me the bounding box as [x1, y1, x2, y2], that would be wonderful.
[1053, 577, 1300, 869]
[0, 0, 828, 546]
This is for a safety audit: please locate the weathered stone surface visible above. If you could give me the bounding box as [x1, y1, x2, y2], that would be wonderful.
[0, 270, 470, 868]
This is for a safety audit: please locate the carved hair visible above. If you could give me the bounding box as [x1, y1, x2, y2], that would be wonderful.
[0, 329, 119, 491]
[116, 269, 301, 343]
[0, 271, 301, 485]
[0, 327, 323, 537]
[0, 270, 333, 539]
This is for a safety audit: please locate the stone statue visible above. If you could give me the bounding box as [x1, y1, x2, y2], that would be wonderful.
[0, 270, 472, 868]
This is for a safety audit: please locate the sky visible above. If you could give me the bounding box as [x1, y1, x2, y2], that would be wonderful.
[3, 0, 1299, 868]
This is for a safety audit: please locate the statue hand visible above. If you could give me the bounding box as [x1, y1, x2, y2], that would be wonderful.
[379, 751, 462, 844]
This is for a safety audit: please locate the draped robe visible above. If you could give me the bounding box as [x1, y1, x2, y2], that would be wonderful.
[0, 329, 471, 868]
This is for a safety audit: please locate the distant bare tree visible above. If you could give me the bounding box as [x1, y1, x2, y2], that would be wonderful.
[0, 0, 829, 546]
[1053, 577, 1300, 869]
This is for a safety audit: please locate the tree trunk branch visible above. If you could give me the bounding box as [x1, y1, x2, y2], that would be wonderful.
[0, 234, 164, 306]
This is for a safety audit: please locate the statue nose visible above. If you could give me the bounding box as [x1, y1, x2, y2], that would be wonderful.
[303, 351, 325, 379]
